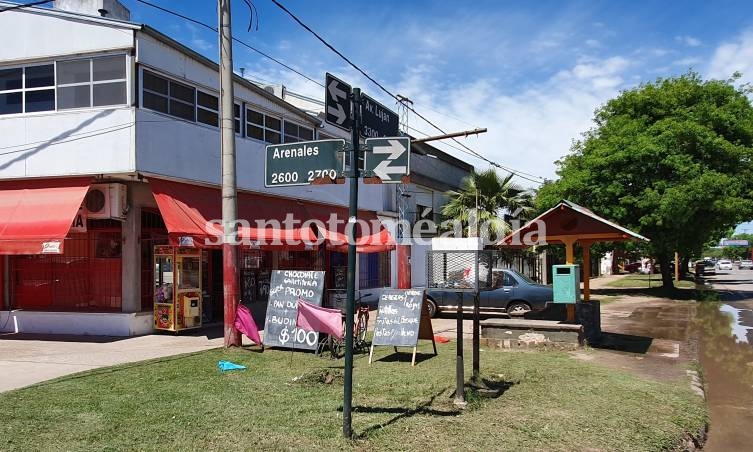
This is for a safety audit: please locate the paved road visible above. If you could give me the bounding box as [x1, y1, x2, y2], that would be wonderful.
[701, 268, 753, 451]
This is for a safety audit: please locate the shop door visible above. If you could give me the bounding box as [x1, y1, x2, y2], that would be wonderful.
[12, 256, 54, 309]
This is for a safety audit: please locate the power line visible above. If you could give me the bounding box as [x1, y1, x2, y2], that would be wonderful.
[0, 0, 52, 13]
[135, 0, 541, 183]
[405, 125, 545, 184]
[268, 0, 536, 182]
[134, 0, 322, 87]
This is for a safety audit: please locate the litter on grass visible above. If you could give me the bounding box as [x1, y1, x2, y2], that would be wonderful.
[218, 360, 247, 372]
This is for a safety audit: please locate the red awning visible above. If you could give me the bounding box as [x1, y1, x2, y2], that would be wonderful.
[149, 178, 393, 253]
[149, 178, 317, 250]
[0, 178, 91, 254]
[302, 204, 395, 253]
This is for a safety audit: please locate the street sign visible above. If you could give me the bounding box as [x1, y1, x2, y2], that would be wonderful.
[364, 137, 410, 183]
[361, 93, 399, 138]
[265, 139, 345, 187]
[325, 73, 351, 131]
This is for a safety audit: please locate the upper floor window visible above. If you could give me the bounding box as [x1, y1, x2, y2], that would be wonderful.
[246, 107, 281, 144]
[142, 70, 195, 121]
[57, 55, 127, 109]
[142, 69, 242, 133]
[0, 54, 127, 116]
[0, 64, 55, 114]
[283, 121, 314, 143]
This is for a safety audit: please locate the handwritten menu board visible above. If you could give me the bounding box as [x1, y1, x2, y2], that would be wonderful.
[372, 289, 424, 347]
[263, 270, 325, 350]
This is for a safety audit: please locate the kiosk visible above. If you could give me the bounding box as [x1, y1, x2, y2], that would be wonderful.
[153, 246, 202, 332]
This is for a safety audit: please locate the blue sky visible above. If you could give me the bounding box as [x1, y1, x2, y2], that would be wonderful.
[119, 0, 753, 230]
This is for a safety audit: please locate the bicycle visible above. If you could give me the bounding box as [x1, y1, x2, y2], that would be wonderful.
[317, 292, 372, 359]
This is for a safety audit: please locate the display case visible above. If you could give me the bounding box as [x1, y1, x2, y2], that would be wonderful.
[153, 246, 202, 332]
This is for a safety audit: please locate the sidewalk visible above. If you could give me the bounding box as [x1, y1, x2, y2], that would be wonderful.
[0, 326, 249, 392]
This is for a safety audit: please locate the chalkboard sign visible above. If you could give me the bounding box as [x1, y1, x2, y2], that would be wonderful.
[372, 289, 425, 347]
[370, 289, 437, 366]
[263, 270, 325, 350]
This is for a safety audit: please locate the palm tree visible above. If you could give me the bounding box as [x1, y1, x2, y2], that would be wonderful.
[441, 169, 533, 239]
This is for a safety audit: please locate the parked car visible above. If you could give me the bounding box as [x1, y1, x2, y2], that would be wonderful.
[702, 260, 716, 275]
[623, 262, 643, 273]
[739, 259, 753, 270]
[717, 259, 733, 271]
[425, 268, 553, 318]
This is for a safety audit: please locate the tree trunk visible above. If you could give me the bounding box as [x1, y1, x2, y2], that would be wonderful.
[680, 256, 691, 279]
[657, 253, 674, 290]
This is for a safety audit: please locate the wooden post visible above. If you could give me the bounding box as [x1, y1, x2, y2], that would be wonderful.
[675, 251, 680, 282]
[582, 241, 591, 302]
[563, 237, 577, 322]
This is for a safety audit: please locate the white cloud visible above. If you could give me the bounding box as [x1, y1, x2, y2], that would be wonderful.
[707, 29, 753, 83]
[391, 55, 634, 188]
[673, 57, 701, 67]
[585, 39, 600, 48]
[675, 35, 702, 47]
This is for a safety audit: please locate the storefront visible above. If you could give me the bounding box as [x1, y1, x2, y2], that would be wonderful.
[1, 176, 394, 336]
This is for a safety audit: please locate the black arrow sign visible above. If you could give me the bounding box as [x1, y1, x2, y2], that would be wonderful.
[325, 73, 351, 131]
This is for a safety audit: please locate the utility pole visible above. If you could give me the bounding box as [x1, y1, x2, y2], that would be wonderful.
[396, 96, 412, 290]
[219, 0, 240, 347]
[343, 87, 361, 439]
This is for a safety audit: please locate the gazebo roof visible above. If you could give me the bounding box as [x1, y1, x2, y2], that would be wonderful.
[498, 200, 649, 247]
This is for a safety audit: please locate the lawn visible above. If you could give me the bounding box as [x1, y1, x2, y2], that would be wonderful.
[608, 274, 696, 289]
[0, 342, 705, 451]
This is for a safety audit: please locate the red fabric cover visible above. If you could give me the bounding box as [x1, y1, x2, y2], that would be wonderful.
[296, 298, 344, 339]
[0, 178, 91, 254]
[234, 303, 262, 345]
[149, 178, 316, 250]
[302, 204, 395, 253]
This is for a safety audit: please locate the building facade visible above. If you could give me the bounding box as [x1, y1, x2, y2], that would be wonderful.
[0, 1, 399, 335]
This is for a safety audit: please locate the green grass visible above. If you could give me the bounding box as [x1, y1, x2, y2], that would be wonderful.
[0, 343, 706, 451]
[607, 274, 695, 289]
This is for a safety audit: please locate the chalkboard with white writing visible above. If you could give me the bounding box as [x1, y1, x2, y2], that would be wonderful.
[372, 289, 425, 347]
[263, 270, 325, 350]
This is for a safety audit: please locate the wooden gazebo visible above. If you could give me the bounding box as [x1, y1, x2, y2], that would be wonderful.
[498, 200, 649, 301]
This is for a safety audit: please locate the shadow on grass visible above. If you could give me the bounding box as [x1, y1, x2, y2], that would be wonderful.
[593, 332, 653, 354]
[372, 350, 437, 365]
[353, 390, 458, 438]
[467, 377, 516, 399]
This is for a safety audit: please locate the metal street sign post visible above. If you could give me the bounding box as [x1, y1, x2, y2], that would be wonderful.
[364, 137, 410, 183]
[264, 139, 345, 187]
[361, 93, 399, 138]
[325, 73, 352, 131]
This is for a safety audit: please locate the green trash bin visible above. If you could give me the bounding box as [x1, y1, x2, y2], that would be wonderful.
[553, 264, 581, 304]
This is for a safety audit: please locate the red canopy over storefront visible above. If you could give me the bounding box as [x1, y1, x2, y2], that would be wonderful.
[149, 178, 318, 250]
[149, 178, 394, 252]
[0, 178, 91, 255]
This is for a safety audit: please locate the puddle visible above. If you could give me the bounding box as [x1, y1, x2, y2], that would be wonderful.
[718, 304, 753, 343]
[695, 302, 753, 450]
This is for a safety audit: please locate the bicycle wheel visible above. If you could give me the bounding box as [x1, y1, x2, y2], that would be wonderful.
[353, 314, 367, 351]
[326, 335, 341, 359]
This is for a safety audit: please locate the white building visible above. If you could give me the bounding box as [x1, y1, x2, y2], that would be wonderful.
[0, 1, 403, 335]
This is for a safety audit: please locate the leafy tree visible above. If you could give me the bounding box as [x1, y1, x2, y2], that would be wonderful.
[537, 72, 753, 288]
[442, 169, 533, 240]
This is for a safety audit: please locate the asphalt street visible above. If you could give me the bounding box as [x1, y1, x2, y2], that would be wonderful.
[701, 267, 753, 451]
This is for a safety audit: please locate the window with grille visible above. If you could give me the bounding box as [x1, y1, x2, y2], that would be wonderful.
[246, 107, 281, 144]
[57, 55, 127, 110]
[283, 120, 314, 143]
[358, 252, 391, 289]
[142, 70, 196, 121]
[0, 64, 55, 114]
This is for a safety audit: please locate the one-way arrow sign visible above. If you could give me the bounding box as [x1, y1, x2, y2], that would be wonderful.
[364, 137, 410, 183]
[325, 73, 351, 131]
